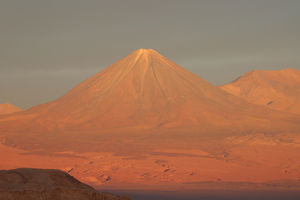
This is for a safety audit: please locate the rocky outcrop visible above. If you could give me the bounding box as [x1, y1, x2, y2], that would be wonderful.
[0, 168, 130, 200]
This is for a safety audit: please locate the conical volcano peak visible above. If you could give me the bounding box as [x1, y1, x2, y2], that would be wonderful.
[20, 48, 297, 131]
[117, 48, 174, 72]
[135, 48, 157, 54]
[23, 47, 240, 129]
[130, 48, 162, 59]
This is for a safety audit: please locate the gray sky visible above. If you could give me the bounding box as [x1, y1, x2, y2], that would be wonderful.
[1, 0, 300, 109]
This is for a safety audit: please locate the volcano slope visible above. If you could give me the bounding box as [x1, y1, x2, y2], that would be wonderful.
[0, 103, 23, 115]
[220, 68, 300, 114]
[0, 49, 300, 190]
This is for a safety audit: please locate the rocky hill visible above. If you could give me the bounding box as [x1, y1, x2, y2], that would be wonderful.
[0, 168, 129, 200]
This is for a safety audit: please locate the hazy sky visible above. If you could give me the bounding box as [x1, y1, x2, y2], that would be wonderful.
[1, 0, 300, 109]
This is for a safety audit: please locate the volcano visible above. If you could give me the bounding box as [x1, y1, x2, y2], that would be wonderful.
[220, 68, 300, 114]
[0, 103, 22, 115]
[0, 49, 297, 132]
[1, 49, 300, 190]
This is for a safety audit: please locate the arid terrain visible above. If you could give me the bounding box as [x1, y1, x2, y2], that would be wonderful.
[0, 49, 300, 191]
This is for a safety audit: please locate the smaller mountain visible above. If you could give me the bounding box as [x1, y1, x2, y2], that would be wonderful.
[220, 68, 300, 114]
[0, 103, 23, 115]
[0, 168, 130, 200]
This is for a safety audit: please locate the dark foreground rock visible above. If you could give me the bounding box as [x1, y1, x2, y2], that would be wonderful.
[0, 168, 130, 200]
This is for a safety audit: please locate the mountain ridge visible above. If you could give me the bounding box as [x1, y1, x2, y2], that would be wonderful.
[220, 68, 300, 114]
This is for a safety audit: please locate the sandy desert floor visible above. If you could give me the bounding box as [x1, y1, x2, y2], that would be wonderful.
[1, 130, 300, 191]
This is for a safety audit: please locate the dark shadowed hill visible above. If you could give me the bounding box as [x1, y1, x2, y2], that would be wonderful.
[0, 168, 130, 200]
